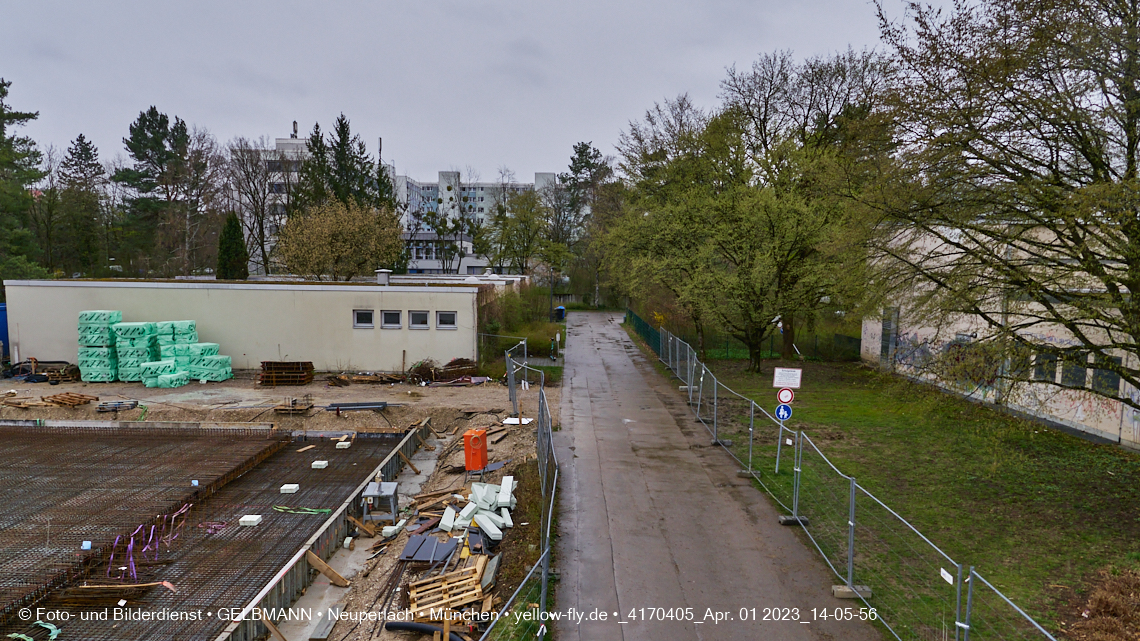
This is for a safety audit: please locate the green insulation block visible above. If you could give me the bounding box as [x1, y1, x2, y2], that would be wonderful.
[140, 360, 177, 377]
[80, 369, 117, 383]
[78, 310, 123, 324]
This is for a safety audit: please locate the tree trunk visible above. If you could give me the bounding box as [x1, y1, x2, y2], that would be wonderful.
[747, 336, 767, 372]
[781, 314, 797, 360]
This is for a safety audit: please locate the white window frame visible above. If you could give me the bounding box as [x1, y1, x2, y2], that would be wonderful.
[353, 309, 375, 329]
[436, 311, 458, 329]
[381, 310, 402, 329]
[409, 310, 430, 329]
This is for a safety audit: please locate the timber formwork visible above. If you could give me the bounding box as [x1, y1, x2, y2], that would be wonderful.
[1, 432, 402, 641]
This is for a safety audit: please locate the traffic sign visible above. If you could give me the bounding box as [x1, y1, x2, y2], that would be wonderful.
[773, 367, 802, 388]
[775, 404, 793, 421]
[777, 388, 794, 404]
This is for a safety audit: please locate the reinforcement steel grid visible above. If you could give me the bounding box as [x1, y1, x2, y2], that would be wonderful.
[1, 433, 402, 641]
[0, 425, 284, 625]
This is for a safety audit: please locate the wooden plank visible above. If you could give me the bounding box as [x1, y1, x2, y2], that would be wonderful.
[347, 515, 376, 538]
[398, 450, 420, 474]
[491, 431, 510, 444]
[309, 605, 341, 640]
[409, 565, 478, 588]
[261, 610, 288, 641]
[305, 550, 350, 587]
[296, 445, 317, 453]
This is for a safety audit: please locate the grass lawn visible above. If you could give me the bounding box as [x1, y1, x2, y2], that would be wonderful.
[711, 358, 1140, 635]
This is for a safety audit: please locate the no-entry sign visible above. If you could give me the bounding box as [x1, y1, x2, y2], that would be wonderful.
[777, 388, 794, 404]
[773, 367, 802, 388]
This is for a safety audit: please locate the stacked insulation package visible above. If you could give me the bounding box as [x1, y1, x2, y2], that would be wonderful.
[113, 322, 158, 382]
[188, 344, 232, 382]
[77, 310, 122, 382]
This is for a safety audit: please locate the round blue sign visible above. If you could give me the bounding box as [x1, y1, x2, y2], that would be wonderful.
[775, 404, 793, 421]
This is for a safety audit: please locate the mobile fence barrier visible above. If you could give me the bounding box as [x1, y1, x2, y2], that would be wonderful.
[628, 309, 1057, 641]
[479, 353, 559, 640]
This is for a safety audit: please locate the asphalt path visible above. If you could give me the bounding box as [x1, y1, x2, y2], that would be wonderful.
[553, 312, 881, 641]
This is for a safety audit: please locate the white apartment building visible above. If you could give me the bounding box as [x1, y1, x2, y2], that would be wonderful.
[395, 171, 556, 274]
[240, 130, 555, 275]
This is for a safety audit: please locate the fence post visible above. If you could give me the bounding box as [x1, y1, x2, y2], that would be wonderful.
[775, 425, 783, 475]
[713, 378, 719, 442]
[748, 402, 755, 473]
[955, 564, 964, 641]
[846, 477, 856, 588]
[696, 365, 705, 416]
[962, 567, 975, 641]
[507, 355, 518, 417]
[792, 431, 802, 518]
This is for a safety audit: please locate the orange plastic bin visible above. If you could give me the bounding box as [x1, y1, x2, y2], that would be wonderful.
[464, 428, 488, 471]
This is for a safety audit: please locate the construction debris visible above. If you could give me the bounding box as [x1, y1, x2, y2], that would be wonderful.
[258, 361, 315, 386]
[96, 400, 139, 412]
[274, 395, 314, 415]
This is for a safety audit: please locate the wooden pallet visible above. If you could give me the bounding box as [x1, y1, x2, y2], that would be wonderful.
[408, 557, 489, 616]
[43, 393, 99, 407]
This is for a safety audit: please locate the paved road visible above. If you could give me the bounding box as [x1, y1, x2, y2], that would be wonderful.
[554, 312, 880, 641]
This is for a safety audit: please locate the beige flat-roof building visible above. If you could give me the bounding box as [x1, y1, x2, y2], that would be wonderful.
[3, 279, 483, 372]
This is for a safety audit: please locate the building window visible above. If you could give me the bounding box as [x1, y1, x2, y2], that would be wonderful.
[1092, 355, 1122, 395]
[353, 309, 374, 328]
[1033, 353, 1058, 382]
[437, 311, 457, 329]
[1061, 353, 1088, 388]
[410, 311, 429, 329]
[270, 182, 288, 194]
[266, 160, 282, 172]
[381, 310, 401, 328]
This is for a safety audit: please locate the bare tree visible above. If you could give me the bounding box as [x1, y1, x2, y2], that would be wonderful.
[226, 136, 292, 275]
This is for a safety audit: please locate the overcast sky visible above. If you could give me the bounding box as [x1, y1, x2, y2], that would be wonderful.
[6, 0, 903, 182]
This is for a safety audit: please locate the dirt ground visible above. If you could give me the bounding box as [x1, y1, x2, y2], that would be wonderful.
[0, 369, 559, 432]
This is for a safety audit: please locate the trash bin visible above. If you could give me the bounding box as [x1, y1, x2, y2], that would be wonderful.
[555, 306, 566, 321]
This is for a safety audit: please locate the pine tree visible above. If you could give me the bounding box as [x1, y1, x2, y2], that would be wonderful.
[0, 78, 50, 301]
[216, 212, 248, 280]
[58, 134, 105, 275]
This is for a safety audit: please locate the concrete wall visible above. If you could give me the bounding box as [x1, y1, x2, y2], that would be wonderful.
[863, 310, 1140, 450]
[2, 280, 479, 372]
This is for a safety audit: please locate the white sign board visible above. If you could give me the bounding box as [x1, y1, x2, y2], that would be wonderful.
[941, 568, 954, 585]
[773, 368, 802, 389]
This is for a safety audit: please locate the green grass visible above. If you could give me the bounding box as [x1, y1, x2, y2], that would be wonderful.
[710, 359, 1140, 633]
[621, 321, 1140, 637]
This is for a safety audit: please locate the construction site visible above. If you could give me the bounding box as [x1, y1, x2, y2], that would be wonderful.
[0, 301, 557, 641]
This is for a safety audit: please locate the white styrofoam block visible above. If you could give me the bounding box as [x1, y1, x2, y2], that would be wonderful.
[336, 441, 351, 449]
[312, 460, 328, 469]
[473, 514, 503, 541]
[381, 518, 407, 538]
[458, 502, 479, 520]
[503, 417, 533, 425]
[240, 515, 262, 526]
[280, 484, 299, 494]
[454, 517, 472, 529]
[476, 509, 505, 529]
[441, 506, 457, 532]
[497, 477, 514, 508]
[500, 508, 513, 528]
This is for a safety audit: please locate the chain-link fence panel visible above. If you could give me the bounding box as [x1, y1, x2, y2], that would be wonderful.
[963, 570, 1058, 641]
[854, 485, 964, 641]
[796, 434, 853, 580]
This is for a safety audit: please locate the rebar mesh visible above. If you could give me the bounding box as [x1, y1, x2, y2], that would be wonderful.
[0, 433, 401, 641]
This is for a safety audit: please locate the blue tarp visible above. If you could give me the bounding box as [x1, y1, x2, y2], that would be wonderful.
[0, 303, 8, 359]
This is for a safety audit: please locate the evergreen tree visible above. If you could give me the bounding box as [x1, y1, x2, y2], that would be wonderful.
[292, 114, 398, 213]
[58, 134, 105, 275]
[111, 107, 190, 273]
[216, 212, 248, 280]
[0, 78, 50, 301]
